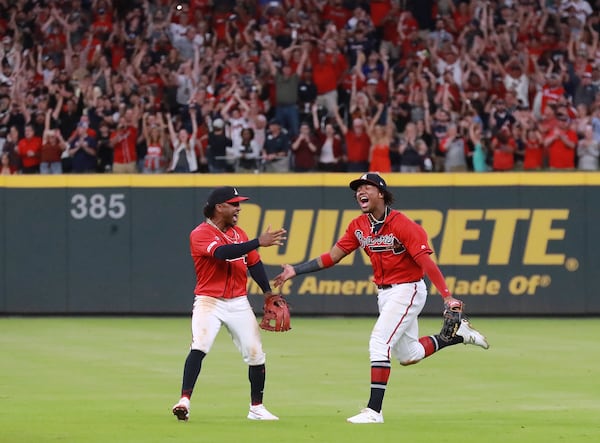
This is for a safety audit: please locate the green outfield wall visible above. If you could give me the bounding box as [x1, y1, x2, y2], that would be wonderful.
[1, 173, 599, 315]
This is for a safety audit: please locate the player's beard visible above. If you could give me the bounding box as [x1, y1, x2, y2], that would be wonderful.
[229, 212, 240, 227]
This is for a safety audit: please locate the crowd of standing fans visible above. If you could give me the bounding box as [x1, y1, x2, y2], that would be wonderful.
[1, 0, 599, 175]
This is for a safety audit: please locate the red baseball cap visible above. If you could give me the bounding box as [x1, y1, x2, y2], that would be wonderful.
[207, 186, 249, 206]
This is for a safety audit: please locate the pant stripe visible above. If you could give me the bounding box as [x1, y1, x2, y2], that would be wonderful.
[385, 283, 418, 345]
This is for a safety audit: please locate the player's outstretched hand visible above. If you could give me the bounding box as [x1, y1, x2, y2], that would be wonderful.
[258, 225, 287, 247]
[273, 264, 296, 288]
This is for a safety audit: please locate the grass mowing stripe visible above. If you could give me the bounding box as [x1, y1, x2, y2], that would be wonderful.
[0, 317, 599, 443]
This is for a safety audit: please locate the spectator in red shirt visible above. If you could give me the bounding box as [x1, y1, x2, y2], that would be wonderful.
[540, 73, 567, 116]
[544, 113, 578, 170]
[523, 127, 545, 171]
[322, 0, 351, 30]
[452, 1, 472, 33]
[91, 6, 113, 39]
[17, 124, 42, 174]
[367, 1, 390, 33]
[291, 121, 317, 172]
[333, 107, 370, 172]
[378, 1, 403, 59]
[312, 36, 348, 116]
[40, 112, 68, 175]
[110, 115, 138, 173]
[312, 104, 344, 172]
[491, 125, 517, 171]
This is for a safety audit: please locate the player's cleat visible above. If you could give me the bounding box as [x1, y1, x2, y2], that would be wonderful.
[457, 318, 489, 349]
[346, 407, 384, 424]
[172, 397, 190, 421]
[247, 403, 279, 420]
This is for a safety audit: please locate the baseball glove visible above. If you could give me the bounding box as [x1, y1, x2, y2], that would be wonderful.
[259, 294, 291, 332]
[439, 299, 464, 341]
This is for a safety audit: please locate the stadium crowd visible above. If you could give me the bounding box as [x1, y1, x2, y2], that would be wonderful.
[0, 0, 599, 175]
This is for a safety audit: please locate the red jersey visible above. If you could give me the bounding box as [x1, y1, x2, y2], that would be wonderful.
[523, 139, 544, 170]
[541, 85, 565, 115]
[323, 5, 351, 30]
[336, 209, 433, 285]
[492, 137, 516, 171]
[312, 53, 347, 94]
[17, 137, 43, 168]
[370, 0, 392, 27]
[211, 11, 229, 41]
[547, 129, 577, 169]
[345, 131, 371, 162]
[110, 126, 137, 164]
[92, 14, 113, 36]
[190, 222, 261, 298]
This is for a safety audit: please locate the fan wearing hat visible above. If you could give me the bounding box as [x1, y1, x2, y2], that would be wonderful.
[262, 117, 292, 172]
[273, 173, 489, 424]
[543, 112, 578, 170]
[172, 186, 287, 422]
[205, 118, 232, 173]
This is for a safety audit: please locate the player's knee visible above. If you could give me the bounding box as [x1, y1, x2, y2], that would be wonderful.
[368, 339, 389, 361]
[399, 358, 421, 366]
[244, 348, 266, 366]
[246, 355, 266, 366]
[396, 346, 425, 366]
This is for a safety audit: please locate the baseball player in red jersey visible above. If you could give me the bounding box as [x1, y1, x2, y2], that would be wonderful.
[172, 186, 287, 422]
[273, 173, 489, 424]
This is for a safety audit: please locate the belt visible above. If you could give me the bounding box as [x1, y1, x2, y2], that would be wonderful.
[377, 284, 396, 290]
[377, 281, 420, 290]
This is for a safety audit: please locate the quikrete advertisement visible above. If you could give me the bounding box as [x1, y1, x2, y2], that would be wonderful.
[1, 173, 598, 315]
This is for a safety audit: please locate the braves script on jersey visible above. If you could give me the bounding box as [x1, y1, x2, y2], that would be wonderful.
[336, 209, 433, 285]
[190, 222, 261, 298]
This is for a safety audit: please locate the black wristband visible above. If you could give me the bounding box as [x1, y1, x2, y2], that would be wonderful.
[293, 258, 321, 276]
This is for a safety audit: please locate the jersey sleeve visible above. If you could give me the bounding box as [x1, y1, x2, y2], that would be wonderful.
[399, 216, 433, 260]
[335, 217, 361, 253]
[190, 225, 222, 258]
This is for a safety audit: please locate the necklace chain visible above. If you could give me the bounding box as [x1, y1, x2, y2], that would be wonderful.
[206, 218, 240, 243]
[368, 206, 389, 224]
[369, 207, 389, 234]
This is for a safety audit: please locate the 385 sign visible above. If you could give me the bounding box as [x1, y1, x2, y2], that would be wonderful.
[70, 193, 127, 220]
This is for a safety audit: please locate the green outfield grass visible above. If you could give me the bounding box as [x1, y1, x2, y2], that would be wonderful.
[0, 317, 599, 443]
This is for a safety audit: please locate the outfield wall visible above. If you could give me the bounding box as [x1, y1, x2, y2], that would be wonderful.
[1, 173, 599, 315]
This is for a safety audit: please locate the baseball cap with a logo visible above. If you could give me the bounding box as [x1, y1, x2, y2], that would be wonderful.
[349, 173, 387, 192]
[206, 186, 249, 206]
